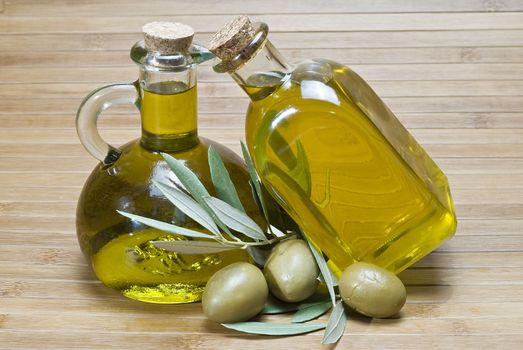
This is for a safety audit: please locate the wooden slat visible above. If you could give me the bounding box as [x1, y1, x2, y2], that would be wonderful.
[5, 0, 523, 16]
[1, 200, 521, 220]
[3, 297, 523, 321]
[414, 252, 523, 268]
[2, 277, 523, 312]
[0, 140, 522, 160]
[1, 182, 523, 207]
[439, 235, 523, 252]
[4, 173, 523, 194]
[1, 112, 521, 129]
[3, 225, 523, 248]
[2, 64, 523, 84]
[2, 279, 523, 304]
[2, 80, 523, 100]
[1, 243, 522, 268]
[0, 148, 522, 174]
[3, 47, 523, 67]
[1, 128, 522, 145]
[1, 258, 522, 286]
[0, 216, 76, 232]
[1, 219, 523, 251]
[32, 218, 503, 237]
[0, 332, 522, 350]
[0, 231, 79, 245]
[1, 312, 523, 338]
[0, 157, 523, 176]
[2, 13, 523, 34]
[2, 30, 522, 51]
[0, 142, 521, 159]
[423, 144, 523, 158]
[2, 95, 522, 114]
[451, 219, 523, 236]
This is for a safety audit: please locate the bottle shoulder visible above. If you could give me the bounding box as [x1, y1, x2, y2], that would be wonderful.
[246, 61, 359, 126]
[82, 138, 247, 187]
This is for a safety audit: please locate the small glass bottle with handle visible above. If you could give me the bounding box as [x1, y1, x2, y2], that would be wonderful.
[76, 22, 259, 304]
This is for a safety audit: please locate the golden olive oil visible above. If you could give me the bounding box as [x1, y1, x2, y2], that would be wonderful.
[77, 81, 257, 303]
[141, 82, 197, 144]
[92, 228, 248, 304]
[244, 60, 457, 275]
[140, 82, 199, 152]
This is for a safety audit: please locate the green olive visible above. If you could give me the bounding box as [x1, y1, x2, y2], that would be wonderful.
[339, 262, 406, 318]
[263, 239, 319, 302]
[202, 262, 268, 323]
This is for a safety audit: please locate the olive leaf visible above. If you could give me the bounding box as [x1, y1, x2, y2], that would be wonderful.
[289, 139, 312, 196]
[321, 301, 347, 344]
[292, 300, 332, 323]
[261, 293, 332, 315]
[116, 211, 217, 239]
[161, 152, 231, 235]
[208, 146, 245, 212]
[262, 195, 288, 235]
[247, 246, 270, 267]
[318, 266, 339, 287]
[249, 180, 264, 216]
[241, 141, 271, 225]
[269, 225, 286, 237]
[302, 232, 337, 307]
[261, 297, 301, 315]
[151, 240, 237, 254]
[153, 180, 220, 235]
[221, 322, 326, 336]
[161, 152, 209, 199]
[203, 196, 267, 241]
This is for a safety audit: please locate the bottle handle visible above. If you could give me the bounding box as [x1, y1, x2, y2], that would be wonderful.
[76, 82, 139, 165]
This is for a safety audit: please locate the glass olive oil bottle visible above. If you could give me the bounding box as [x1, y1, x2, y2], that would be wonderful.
[76, 22, 255, 303]
[209, 17, 457, 275]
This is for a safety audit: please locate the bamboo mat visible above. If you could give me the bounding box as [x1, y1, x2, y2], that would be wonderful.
[1, 1, 522, 348]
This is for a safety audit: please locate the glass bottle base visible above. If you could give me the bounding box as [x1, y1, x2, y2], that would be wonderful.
[77, 138, 261, 304]
[90, 228, 249, 304]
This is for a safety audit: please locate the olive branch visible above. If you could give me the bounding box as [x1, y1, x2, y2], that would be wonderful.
[118, 142, 293, 261]
[117, 141, 346, 343]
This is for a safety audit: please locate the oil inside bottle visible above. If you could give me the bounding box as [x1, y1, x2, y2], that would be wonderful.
[140, 81, 198, 151]
[92, 226, 247, 303]
[243, 60, 457, 274]
[77, 82, 253, 303]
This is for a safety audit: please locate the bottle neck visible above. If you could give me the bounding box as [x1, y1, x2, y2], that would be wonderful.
[228, 39, 292, 101]
[138, 54, 198, 152]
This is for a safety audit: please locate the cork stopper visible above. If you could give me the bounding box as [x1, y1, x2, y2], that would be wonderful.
[208, 15, 256, 61]
[142, 21, 194, 54]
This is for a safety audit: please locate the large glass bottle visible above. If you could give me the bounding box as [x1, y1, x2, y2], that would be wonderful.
[76, 24, 255, 304]
[209, 17, 457, 275]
